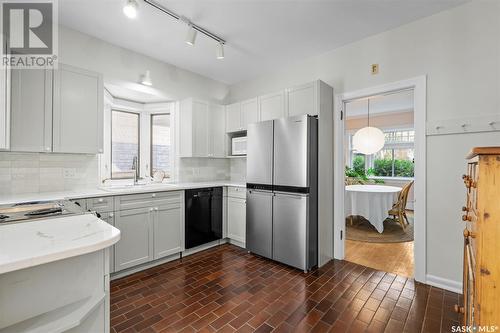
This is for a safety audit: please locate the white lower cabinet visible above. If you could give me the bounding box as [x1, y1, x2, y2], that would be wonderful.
[114, 207, 153, 271]
[100, 212, 116, 273]
[153, 203, 182, 260]
[227, 189, 246, 245]
[112, 191, 183, 273]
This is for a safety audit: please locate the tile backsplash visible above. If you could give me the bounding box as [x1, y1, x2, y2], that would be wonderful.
[0, 153, 244, 195]
[177, 158, 230, 182]
[230, 158, 246, 182]
[0, 153, 99, 194]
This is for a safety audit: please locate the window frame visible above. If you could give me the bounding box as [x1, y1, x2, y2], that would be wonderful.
[150, 112, 171, 178]
[110, 109, 141, 180]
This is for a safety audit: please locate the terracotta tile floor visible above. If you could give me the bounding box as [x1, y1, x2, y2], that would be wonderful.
[111, 244, 460, 333]
[345, 240, 414, 278]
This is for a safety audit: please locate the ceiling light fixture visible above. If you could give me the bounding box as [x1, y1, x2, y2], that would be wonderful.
[140, 70, 153, 86]
[216, 43, 224, 60]
[185, 25, 197, 46]
[123, 0, 138, 19]
[352, 98, 385, 155]
[140, 0, 227, 59]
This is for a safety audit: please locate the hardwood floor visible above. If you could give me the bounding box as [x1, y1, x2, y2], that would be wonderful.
[345, 240, 414, 278]
[110, 244, 459, 333]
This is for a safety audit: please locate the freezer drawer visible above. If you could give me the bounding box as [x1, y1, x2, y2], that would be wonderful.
[246, 120, 273, 185]
[246, 190, 273, 259]
[273, 192, 312, 270]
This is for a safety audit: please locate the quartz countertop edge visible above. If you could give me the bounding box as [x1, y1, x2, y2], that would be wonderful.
[0, 181, 247, 205]
[0, 214, 121, 275]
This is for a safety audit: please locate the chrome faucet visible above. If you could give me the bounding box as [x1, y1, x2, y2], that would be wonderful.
[132, 156, 140, 185]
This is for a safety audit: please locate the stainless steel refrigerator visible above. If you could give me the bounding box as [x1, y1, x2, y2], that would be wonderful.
[246, 114, 318, 271]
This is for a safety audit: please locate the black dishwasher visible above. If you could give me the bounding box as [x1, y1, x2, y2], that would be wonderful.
[185, 187, 223, 249]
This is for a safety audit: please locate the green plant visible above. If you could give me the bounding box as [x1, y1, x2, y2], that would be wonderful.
[345, 166, 384, 184]
[373, 159, 414, 177]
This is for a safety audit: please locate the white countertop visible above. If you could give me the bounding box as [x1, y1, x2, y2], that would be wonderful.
[0, 181, 246, 205]
[0, 213, 120, 274]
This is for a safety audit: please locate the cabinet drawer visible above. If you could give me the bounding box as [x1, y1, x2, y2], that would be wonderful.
[227, 187, 246, 199]
[86, 196, 114, 213]
[115, 191, 182, 210]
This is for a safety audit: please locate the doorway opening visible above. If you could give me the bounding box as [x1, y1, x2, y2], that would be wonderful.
[333, 77, 427, 282]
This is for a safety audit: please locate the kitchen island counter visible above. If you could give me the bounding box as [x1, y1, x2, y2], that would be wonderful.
[0, 213, 120, 274]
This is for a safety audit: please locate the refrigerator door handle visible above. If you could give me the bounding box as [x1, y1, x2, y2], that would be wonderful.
[273, 191, 309, 198]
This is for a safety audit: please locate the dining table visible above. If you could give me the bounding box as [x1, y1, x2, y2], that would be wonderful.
[345, 184, 402, 233]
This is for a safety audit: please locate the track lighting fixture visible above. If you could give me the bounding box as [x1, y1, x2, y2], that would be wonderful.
[140, 70, 152, 86]
[125, 0, 227, 59]
[185, 25, 197, 46]
[216, 43, 224, 60]
[123, 0, 138, 19]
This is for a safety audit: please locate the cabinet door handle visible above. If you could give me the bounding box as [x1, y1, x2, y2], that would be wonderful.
[152, 193, 156, 198]
[45, 147, 51, 151]
[453, 304, 465, 314]
[155, 207, 158, 211]
[109, 213, 114, 217]
[98, 198, 104, 203]
[150, 208, 154, 212]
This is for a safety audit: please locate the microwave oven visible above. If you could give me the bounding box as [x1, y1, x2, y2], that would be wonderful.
[231, 137, 247, 156]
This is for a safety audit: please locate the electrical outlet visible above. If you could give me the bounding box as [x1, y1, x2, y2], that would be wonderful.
[371, 64, 379, 75]
[63, 168, 77, 179]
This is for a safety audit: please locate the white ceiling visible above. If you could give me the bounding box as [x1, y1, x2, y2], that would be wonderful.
[59, 0, 467, 84]
[345, 89, 414, 118]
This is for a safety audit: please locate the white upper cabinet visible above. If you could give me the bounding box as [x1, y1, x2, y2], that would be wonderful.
[53, 64, 104, 154]
[192, 100, 209, 157]
[10, 69, 53, 152]
[179, 98, 225, 158]
[225, 102, 241, 133]
[287, 81, 318, 117]
[0, 60, 9, 150]
[9, 64, 103, 154]
[208, 104, 226, 158]
[240, 98, 259, 130]
[259, 90, 286, 121]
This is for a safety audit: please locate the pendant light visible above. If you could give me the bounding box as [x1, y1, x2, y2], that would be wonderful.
[352, 98, 385, 155]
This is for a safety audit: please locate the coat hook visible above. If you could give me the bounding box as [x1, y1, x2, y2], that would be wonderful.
[435, 125, 442, 130]
[488, 121, 496, 126]
[461, 123, 467, 128]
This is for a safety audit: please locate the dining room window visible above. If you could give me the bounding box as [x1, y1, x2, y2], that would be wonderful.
[349, 128, 415, 178]
[150, 113, 171, 179]
[111, 110, 140, 179]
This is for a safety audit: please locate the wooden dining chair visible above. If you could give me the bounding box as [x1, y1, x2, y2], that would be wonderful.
[388, 181, 414, 230]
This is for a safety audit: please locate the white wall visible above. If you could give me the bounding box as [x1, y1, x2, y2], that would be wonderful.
[228, 1, 500, 286]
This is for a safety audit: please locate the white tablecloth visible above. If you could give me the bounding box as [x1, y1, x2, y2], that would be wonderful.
[345, 185, 402, 233]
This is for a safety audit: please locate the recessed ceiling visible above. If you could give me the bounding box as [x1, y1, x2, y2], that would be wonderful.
[59, 0, 467, 85]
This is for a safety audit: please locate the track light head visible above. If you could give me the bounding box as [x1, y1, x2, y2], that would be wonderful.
[216, 42, 224, 60]
[140, 70, 153, 86]
[185, 25, 197, 46]
[123, 0, 138, 19]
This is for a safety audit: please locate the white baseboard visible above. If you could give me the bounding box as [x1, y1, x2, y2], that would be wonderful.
[426, 274, 462, 294]
[228, 238, 245, 249]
